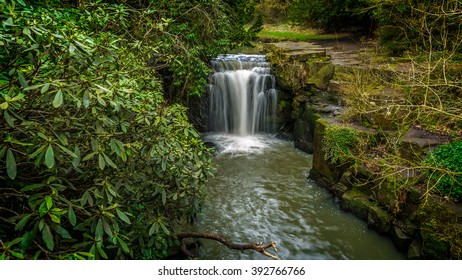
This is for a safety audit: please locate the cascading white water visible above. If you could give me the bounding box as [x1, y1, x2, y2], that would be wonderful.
[208, 54, 278, 136]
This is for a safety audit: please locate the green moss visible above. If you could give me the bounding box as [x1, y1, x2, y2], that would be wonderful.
[322, 125, 358, 164]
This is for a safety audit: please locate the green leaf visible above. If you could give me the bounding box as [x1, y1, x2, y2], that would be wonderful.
[102, 218, 113, 238]
[95, 218, 103, 240]
[117, 237, 130, 254]
[23, 84, 45, 91]
[6, 149, 17, 179]
[0, 102, 8, 110]
[89, 244, 96, 260]
[83, 90, 90, 108]
[49, 213, 60, 224]
[115, 209, 131, 224]
[72, 147, 81, 168]
[21, 183, 45, 192]
[102, 153, 117, 169]
[161, 190, 166, 204]
[148, 222, 158, 236]
[9, 251, 24, 259]
[57, 144, 78, 159]
[29, 145, 46, 159]
[98, 153, 105, 170]
[39, 202, 48, 217]
[96, 244, 108, 259]
[15, 214, 32, 231]
[82, 151, 96, 161]
[68, 207, 76, 226]
[45, 145, 55, 169]
[4, 110, 15, 128]
[97, 95, 106, 106]
[41, 83, 50, 94]
[3, 17, 13, 27]
[0, 145, 6, 158]
[81, 191, 89, 207]
[160, 223, 170, 235]
[21, 227, 37, 252]
[53, 90, 63, 108]
[54, 225, 71, 239]
[45, 196, 53, 210]
[17, 72, 28, 88]
[42, 223, 54, 251]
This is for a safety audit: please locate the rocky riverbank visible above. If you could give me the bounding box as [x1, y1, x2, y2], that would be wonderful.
[265, 38, 462, 259]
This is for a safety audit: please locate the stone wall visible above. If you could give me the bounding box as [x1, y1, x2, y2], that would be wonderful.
[308, 118, 462, 259]
[265, 41, 462, 259]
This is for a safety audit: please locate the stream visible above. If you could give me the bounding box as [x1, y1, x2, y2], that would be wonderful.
[194, 54, 405, 260]
[195, 134, 405, 260]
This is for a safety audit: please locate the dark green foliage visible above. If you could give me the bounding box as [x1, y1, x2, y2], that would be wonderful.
[288, 0, 371, 32]
[424, 141, 462, 202]
[0, 0, 257, 259]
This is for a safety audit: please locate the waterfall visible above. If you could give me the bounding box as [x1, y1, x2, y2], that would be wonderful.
[208, 54, 278, 136]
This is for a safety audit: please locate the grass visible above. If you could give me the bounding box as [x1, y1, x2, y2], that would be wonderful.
[257, 24, 342, 41]
[258, 30, 340, 41]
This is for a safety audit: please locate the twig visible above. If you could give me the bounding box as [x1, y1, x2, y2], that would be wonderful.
[177, 232, 279, 259]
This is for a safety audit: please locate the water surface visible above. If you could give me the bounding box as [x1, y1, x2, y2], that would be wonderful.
[194, 134, 405, 260]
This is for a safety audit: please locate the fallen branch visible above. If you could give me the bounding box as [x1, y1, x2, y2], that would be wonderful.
[177, 232, 279, 259]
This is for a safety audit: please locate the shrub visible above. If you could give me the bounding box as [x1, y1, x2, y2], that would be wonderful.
[367, 0, 462, 54]
[0, 0, 216, 260]
[424, 140, 462, 202]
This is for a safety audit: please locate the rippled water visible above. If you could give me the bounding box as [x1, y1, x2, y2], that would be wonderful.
[194, 133, 405, 260]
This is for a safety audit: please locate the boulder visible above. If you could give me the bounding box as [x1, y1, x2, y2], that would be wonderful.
[340, 189, 372, 220]
[391, 225, 413, 250]
[367, 204, 392, 234]
[407, 240, 422, 259]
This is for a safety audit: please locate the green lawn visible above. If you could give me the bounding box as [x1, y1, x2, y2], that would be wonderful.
[258, 30, 339, 41]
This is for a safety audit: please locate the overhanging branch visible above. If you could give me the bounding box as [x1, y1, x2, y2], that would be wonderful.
[177, 232, 279, 259]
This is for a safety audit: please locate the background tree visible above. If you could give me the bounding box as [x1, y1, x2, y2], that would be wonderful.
[287, 0, 372, 33]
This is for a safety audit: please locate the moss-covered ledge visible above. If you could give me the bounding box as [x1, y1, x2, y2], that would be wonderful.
[308, 118, 462, 259]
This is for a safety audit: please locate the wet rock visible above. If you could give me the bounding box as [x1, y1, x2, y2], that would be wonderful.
[276, 131, 293, 141]
[407, 240, 422, 259]
[373, 178, 400, 213]
[331, 182, 350, 198]
[339, 170, 353, 186]
[367, 204, 392, 234]
[340, 189, 372, 220]
[391, 225, 413, 250]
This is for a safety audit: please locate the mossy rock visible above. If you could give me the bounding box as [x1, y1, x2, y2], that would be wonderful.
[312, 118, 344, 184]
[406, 184, 426, 204]
[367, 204, 393, 233]
[305, 61, 335, 90]
[340, 189, 372, 220]
[373, 177, 400, 213]
[331, 182, 350, 198]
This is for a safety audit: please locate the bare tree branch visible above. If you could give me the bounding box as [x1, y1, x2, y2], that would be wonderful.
[177, 232, 279, 259]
